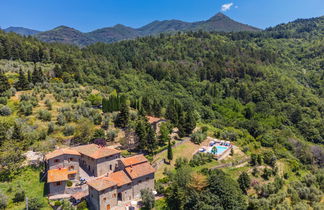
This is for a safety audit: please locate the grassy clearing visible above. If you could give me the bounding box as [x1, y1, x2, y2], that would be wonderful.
[154, 140, 202, 179]
[0, 167, 51, 210]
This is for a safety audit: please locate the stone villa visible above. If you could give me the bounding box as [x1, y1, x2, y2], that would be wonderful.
[45, 144, 155, 210]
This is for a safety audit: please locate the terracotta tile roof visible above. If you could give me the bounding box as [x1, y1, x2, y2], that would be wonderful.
[125, 162, 155, 180]
[121, 154, 148, 167]
[71, 191, 88, 200]
[45, 148, 80, 160]
[146, 116, 165, 124]
[74, 144, 120, 159]
[47, 168, 77, 183]
[105, 171, 132, 187]
[87, 178, 116, 191]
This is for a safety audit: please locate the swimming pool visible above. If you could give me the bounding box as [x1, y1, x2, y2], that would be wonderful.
[207, 146, 229, 155]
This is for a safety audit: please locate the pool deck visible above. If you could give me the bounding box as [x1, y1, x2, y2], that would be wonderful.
[195, 138, 233, 160]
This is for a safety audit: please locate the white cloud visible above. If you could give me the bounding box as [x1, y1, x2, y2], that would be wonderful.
[221, 3, 234, 12]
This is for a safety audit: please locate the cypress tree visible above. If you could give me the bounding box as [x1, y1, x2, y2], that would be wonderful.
[27, 70, 32, 84]
[146, 125, 157, 155]
[0, 70, 10, 94]
[184, 110, 196, 135]
[167, 139, 173, 163]
[53, 64, 62, 78]
[177, 111, 186, 137]
[136, 120, 148, 150]
[15, 69, 28, 91]
[115, 103, 129, 128]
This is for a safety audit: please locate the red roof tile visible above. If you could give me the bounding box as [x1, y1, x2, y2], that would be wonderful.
[146, 116, 166, 124]
[105, 171, 132, 187]
[74, 144, 120, 159]
[45, 148, 80, 160]
[47, 168, 77, 183]
[125, 162, 155, 180]
[121, 155, 148, 167]
[87, 178, 116, 191]
[71, 191, 89, 200]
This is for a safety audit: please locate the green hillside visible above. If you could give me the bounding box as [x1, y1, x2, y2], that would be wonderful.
[0, 15, 323, 209]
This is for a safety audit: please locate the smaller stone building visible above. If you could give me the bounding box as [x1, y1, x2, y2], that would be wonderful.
[45, 148, 81, 195]
[146, 116, 166, 134]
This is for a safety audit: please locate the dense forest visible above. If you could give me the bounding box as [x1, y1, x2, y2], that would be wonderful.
[0, 15, 323, 209]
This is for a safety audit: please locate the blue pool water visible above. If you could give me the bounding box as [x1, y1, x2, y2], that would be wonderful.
[207, 146, 229, 155]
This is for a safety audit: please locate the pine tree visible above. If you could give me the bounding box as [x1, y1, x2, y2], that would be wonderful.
[15, 69, 28, 91]
[167, 139, 173, 163]
[0, 70, 10, 95]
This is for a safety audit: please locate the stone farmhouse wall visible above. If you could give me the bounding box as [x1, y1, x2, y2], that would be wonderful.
[117, 184, 133, 202]
[96, 154, 120, 176]
[131, 173, 155, 199]
[49, 181, 67, 195]
[80, 154, 97, 176]
[47, 154, 80, 173]
[99, 187, 118, 210]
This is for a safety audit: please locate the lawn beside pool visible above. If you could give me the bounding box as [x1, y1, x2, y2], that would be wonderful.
[0, 167, 51, 210]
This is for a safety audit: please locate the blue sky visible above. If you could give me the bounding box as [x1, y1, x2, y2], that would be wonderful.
[1, 0, 323, 32]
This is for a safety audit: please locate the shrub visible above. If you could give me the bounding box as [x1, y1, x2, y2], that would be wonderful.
[47, 122, 55, 135]
[38, 129, 47, 140]
[57, 114, 66, 126]
[262, 168, 273, 180]
[107, 130, 117, 141]
[13, 190, 25, 203]
[45, 99, 52, 110]
[63, 125, 75, 136]
[66, 180, 73, 187]
[0, 192, 7, 209]
[191, 130, 207, 144]
[28, 197, 43, 210]
[0, 105, 11, 116]
[93, 113, 102, 125]
[140, 189, 155, 210]
[54, 200, 61, 206]
[175, 157, 189, 169]
[93, 128, 105, 139]
[37, 110, 52, 121]
[19, 101, 33, 116]
[189, 153, 214, 167]
[0, 97, 7, 105]
[77, 200, 87, 210]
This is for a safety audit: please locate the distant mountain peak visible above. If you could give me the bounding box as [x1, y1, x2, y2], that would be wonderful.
[208, 12, 230, 21]
[53, 25, 79, 31]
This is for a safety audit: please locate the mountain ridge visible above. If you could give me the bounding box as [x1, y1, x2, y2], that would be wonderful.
[3, 26, 41, 36]
[4, 13, 261, 46]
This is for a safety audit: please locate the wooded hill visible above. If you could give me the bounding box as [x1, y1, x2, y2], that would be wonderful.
[0, 15, 323, 209]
